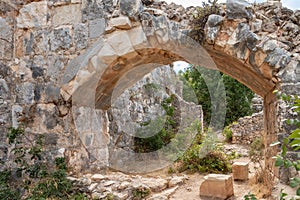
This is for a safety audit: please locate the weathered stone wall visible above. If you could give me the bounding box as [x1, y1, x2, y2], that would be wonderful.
[108, 65, 186, 151]
[107, 65, 202, 172]
[230, 95, 263, 144]
[231, 112, 263, 144]
[0, 0, 300, 175]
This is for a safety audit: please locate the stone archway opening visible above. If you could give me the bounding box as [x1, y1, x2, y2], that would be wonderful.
[96, 47, 277, 174]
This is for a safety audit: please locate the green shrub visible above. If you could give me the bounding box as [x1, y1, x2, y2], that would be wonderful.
[134, 96, 177, 153]
[274, 93, 300, 198]
[177, 129, 231, 173]
[189, 0, 220, 44]
[244, 192, 257, 200]
[1, 127, 88, 200]
[180, 66, 254, 127]
[0, 169, 20, 200]
[248, 137, 265, 183]
[132, 187, 151, 200]
[223, 126, 233, 142]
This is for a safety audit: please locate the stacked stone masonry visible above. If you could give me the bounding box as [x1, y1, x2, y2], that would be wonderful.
[0, 0, 299, 177]
[231, 112, 264, 144]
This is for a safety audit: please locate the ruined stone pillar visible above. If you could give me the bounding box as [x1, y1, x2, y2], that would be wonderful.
[263, 91, 279, 187]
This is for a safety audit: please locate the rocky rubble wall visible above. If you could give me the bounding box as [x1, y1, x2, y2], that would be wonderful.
[231, 112, 263, 145]
[231, 95, 264, 145]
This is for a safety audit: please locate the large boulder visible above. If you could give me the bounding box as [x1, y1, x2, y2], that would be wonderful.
[226, 0, 253, 20]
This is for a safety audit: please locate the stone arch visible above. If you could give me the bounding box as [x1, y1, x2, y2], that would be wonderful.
[60, 0, 297, 177]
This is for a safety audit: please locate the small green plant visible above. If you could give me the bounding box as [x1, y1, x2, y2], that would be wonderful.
[244, 192, 257, 200]
[167, 166, 176, 174]
[223, 126, 233, 142]
[104, 193, 114, 200]
[189, 0, 220, 44]
[249, 137, 264, 183]
[132, 187, 151, 200]
[0, 169, 20, 200]
[1, 127, 88, 200]
[143, 83, 160, 93]
[177, 129, 231, 173]
[274, 92, 300, 198]
[134, 95, 177, 153]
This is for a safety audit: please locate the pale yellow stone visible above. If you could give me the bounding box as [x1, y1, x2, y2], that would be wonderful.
[109, 17, 132, 29]
[53, 4, 82, 26]
[106, 31, 135, 56]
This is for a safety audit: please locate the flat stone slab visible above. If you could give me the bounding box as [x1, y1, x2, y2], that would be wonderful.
[199, 174, 234, 199]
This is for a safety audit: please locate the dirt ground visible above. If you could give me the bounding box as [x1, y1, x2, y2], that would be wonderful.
[148, 143, 298, 200]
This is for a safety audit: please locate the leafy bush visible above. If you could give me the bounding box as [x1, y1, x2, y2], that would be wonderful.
[177, 129, 231, 173]
[223, 126, 233, 142]
[189, 0, 220, 44]
[249, 137, 265, 183]
[132, 187, 151, 200]
[274, 93, 300, 198]
[0, 169, 20, 200]
[134, 95, 177, 153]
[180, 66, 254, 127]
[244, 192, 257, 200]
[1, 127, 88, 200]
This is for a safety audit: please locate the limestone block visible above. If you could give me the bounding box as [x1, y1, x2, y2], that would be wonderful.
[51, 0, 72, 6]
[17, 1, 48, 28]
[0, 18, 12, 42]
[199, 174, 234, 199]
[205, 14, 223, 45]
[97, 43, 118, 65]
[128, 27, 150, 51]
[53, 4, 82, 26]
[168, 176, 187, 187]
[16, 82, 35, 104]
[91, 174, 105, 181]
[89, 18, 106, 39]
[82, 0, 107, 22]
[148, 186, 178, 200]
[278, 60, 299, 82]
[71, 0, 83, 4]
[109, 17, 132, 29]
[259, 39, 277, 53]
[232, 162, 249, 181]
[106, 31, 135, 56]
[264, 48, 291, 69]
[262, 20, 278, 33]
[0, 79, 9, 100]
[50, 27, 72, 51]
[207, 14, 224, 27]
[12, 105, 23, 128]
[45, 84, 60, 103]
[226, 0, 253, 20]
[0, 40, 12, 60]
[74, 24, 88, 50]
[250, 50, 267, 68]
